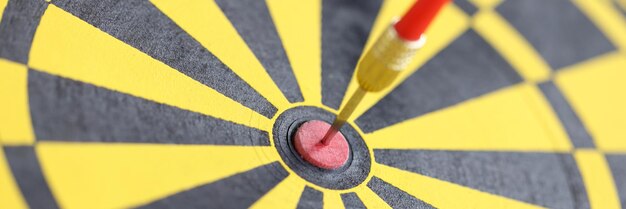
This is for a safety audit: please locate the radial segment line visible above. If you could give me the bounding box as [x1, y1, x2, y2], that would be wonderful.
[36, 142, 280, 209]
[366, 84, 571, 152]
[150, 0, 290, 109]
[339, 3, 469, 121]
[0, 59, 34, 145]
[373, 163, 545, 209]
[28, 5, 271, 131]
[266, 0, 322, 104]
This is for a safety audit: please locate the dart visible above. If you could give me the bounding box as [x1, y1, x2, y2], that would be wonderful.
[2, 0, 626, 207]
[322, 0, 451, 145]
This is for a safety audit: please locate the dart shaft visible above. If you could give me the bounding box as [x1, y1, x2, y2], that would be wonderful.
[323, 27, 426, 143]
[322, 88, 366, 145]
[322, 0, 450, 145]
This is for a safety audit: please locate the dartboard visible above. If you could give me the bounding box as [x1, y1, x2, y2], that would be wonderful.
[1, 0, 625, 208]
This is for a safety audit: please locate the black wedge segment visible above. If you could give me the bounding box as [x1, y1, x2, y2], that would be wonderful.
[497, 0, 616, 70]
[28, 70, 269, 145]
[341, 192, 366, 209]
[137, 162, 288, 209]
[52, 0, 277, 118]
[357, 30, 521, 133]
[215, 0, 303, 103]
[367, 176, 435, 209]
[375, 149, 590, 208]
[454, 0, 477, 16]
[321, 0, 382, 109]
[296, 186, 323, 209]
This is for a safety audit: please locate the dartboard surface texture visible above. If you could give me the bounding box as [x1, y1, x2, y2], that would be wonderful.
[1, 0, 626, 208]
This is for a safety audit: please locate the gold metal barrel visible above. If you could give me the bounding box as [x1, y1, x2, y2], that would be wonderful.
[356, 25, 426, 92]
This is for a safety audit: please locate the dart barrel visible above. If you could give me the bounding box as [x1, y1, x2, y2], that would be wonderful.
[332, 0, 448, 140]
[356, 25, 426, 92]
[357, 0, 449, 92]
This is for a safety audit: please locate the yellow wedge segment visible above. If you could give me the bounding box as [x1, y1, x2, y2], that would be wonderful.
[250, 175, 304, 209]
[266, 0, 321, 104]
[324, 191, 345, 209]
[354, 186, 392, 209]
[342, 4, 469, 119]
[36, 142, 278, 209]
[0, 0, 8, 23]
[0, 148, 28, 209]
[0, 59, 34, 144]
[367, 84, 572, 152]
[556, 53, 626, 151]
[28, 5, 270, 131]
[374, 164, 545, 209]
[150, 0, 289, 110]
[574, 150, 621, 209]
[473, 10, 552, 82]
[573, 0, 626, 51]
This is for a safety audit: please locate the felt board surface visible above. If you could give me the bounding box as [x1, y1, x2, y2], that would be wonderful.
[0, 0, 625, 208]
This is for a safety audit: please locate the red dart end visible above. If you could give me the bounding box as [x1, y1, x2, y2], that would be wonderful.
[394, 0, 451, 41]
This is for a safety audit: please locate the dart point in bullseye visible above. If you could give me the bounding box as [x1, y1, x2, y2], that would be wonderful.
[294, 0, 451, 170]
[322, 0, 450, 142]
[293, 120, 350, 170]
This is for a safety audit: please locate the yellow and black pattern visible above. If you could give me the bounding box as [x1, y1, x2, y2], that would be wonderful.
[0, 0, 625, 208]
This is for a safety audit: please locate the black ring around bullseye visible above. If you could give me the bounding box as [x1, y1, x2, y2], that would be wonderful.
[273, 106, 371, 190]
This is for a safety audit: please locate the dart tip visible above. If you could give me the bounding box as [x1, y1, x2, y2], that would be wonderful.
[321, 126, 340, 145]
[293, 120, 349, 170]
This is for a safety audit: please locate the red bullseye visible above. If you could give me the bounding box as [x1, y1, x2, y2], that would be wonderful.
[293, 120, 350, 170]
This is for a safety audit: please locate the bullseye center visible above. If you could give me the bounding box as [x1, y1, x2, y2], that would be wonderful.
[293, 120, 350, 170]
